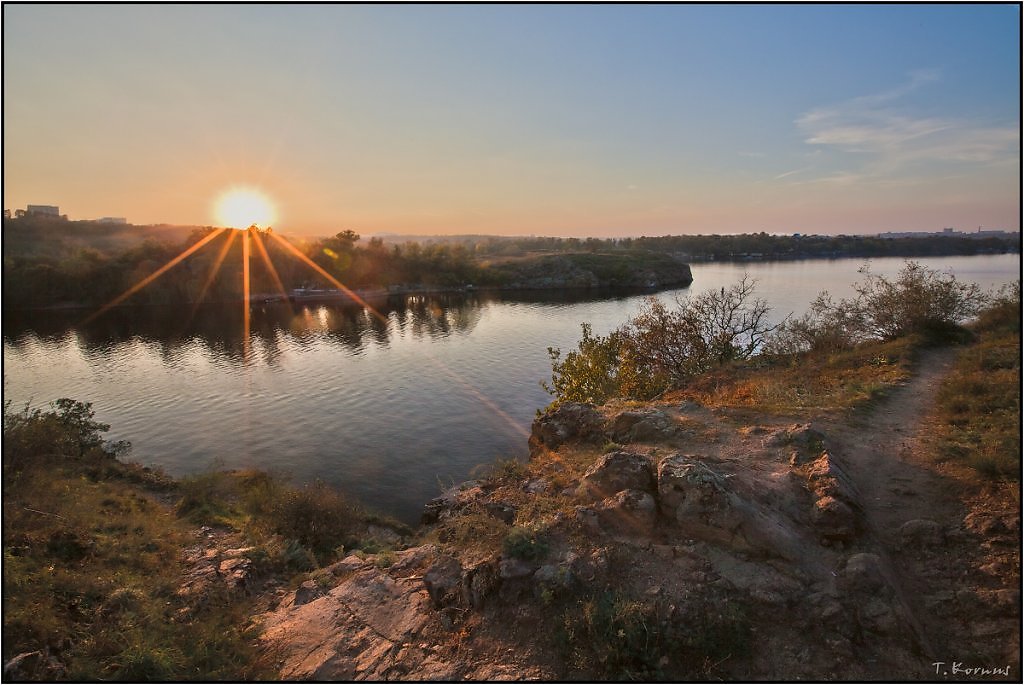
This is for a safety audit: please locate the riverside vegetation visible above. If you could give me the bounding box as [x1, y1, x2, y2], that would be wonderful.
[3, 263, 1019, 680]
[3, 215, 1018, 309]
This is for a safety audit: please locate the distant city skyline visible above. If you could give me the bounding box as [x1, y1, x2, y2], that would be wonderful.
[3, 4, 1020, 237]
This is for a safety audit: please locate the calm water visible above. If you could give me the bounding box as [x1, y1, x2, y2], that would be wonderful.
[4, 254, 1019, 523]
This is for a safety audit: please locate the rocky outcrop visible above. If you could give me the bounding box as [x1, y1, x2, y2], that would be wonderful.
[421, 482, 485, 524]
[607, 409, 677, 443]
[178, 527, 260, 604]
[528, 402, 604, 455]
[259, 385, 1019, 682]
[576, 450, 656, 501]
[800, 451, 860, 542]
[260, 546, 457, 680]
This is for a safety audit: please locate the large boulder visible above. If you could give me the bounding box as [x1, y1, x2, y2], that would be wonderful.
[529, 403, 604, 456]
[593, 489, 658, 535]
[576, 451, 656, 501]
[423, 555, 463, 608]
[656, 453, 802, 556]
[607, 409, 677, 443]
[657, 454, 736, 526]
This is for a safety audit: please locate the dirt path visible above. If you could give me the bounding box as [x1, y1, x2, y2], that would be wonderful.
[821, 347, 1020, 675]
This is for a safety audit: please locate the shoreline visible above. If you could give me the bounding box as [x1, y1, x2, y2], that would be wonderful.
[7, 250, 1019, 314]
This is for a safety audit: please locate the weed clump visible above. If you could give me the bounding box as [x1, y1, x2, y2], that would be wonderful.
[503, 527, 550, 561]
[558, 591, 751, 680]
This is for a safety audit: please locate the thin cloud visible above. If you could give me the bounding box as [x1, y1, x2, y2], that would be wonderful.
[773, 167, 810, 180]
[795, 71, 1019, 180]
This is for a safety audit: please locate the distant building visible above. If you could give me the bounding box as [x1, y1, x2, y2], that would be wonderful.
[3, 209, 10, 219]
[26, 204, 60, 217]
[98, 217, 128, 224]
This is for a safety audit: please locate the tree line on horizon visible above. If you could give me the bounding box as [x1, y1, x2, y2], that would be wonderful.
[2, 217, 1019, 310]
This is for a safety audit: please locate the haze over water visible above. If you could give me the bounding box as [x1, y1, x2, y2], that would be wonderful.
[4, 254, 1018, 523]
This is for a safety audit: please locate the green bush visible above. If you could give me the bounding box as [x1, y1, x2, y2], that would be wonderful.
[544, 277, 778, 406]
[770, 262, 991, 355]
[503, 527, 549, 561]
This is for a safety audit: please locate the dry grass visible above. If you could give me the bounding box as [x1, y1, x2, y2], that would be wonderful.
[2, 460, 270, 680]
[931, 299, 1021, 479]
[671, 336, 917, 414]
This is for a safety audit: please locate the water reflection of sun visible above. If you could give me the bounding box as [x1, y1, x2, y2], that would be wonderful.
[79, 201, 529, 439]
[214, 187, 276, 229]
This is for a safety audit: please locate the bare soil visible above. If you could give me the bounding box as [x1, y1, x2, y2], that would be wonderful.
[819, 347, 1020, 675]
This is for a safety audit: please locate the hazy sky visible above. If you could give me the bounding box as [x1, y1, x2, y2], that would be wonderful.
[3, 4, 1020, 237]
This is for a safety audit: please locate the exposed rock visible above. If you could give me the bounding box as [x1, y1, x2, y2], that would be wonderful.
[498, 557, 535, 580]
[461, 560, 499, 609]
[657, 454, 734, 524]
[897, 519, 943, 547]
[421, 482, 484, 524]
[764, 423, 827, 455]
[573, 505, 601, 533]
[388, 545, 437, 574]
[366, 524, 404, 547]
[657, 453, 806, 559]
[800, 451, 861, 541]
[260, 555, 449, 680]
[523, 479, 551, 494]
[576, 450, 655, 501]
[484, 501, 516, 524]
[858, 596, 899, 634]
[178, 533, 258, 599]
[528, 403, 604, 456]
[566, 548, 609, 582]
[607, 409, 676, 443]
[328, 555, 367, 576]
[812, 495, 857, 542]
[840, 553, 889, 595]
[422, 555, 463, 608]
[593, 489, 657, 535]
[804, 451, 855, 501]
[294, 580, 324, 606]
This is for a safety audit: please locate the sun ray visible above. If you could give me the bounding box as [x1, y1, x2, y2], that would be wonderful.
[266, 230, 390, 322]
[249, 228, 292, 304]
[243, 229, 251, 358]
[82, 227, 227, 324]
[265, 231, 528, 438]
[190, 229, 238, 312]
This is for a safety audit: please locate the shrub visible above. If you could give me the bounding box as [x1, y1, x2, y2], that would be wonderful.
[545, 277, 779, 406]
[3, 398, 123, 473]
[626, 276, 776, 381]
[543, 323, 625, 407]
[852, 261, 986, 341]
[503, 527, 549, 561]
[271, 480, 360, 560]
[770, 262, 989, 354]
[768, 292, 865, 354]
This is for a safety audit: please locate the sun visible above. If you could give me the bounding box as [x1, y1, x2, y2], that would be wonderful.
[214, 187, 276, 229]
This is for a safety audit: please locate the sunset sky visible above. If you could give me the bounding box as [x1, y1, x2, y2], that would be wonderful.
[3, 4, 1019, 237]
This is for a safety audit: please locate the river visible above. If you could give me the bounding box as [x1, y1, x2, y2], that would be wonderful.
[3, 254, 1018, 523]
